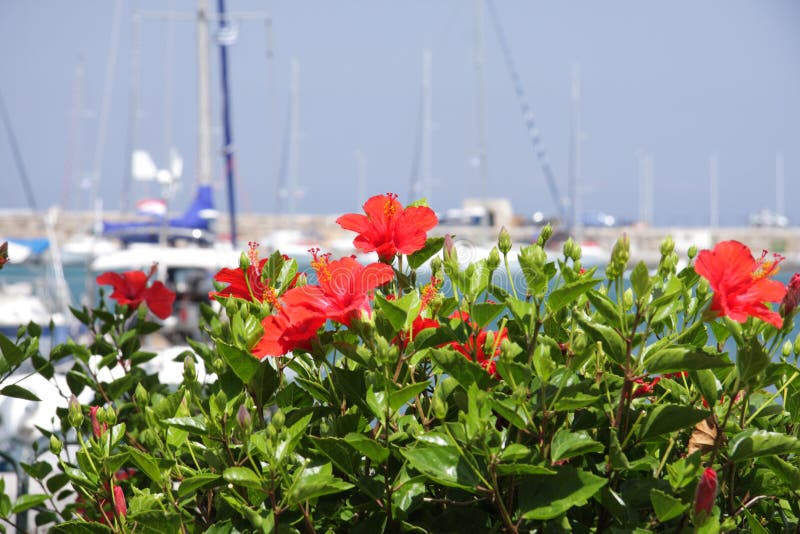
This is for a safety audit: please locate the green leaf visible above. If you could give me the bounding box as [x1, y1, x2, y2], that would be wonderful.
[21, 461, 52, 480]
[550, 429, 604, 463]
[630, 261, 651, 301]
[215, 340, 260, 384]
[389, 382, 429, 412]
[646, 346, 732, 374]
[471, 302, 504, 329]
[178, 473, 223, 498]
[11, 494, 49, 514]
[51, 521, 113, 533]
[639, 405, 710, 440]
[223, 466, 263, 489]
[518, 467, 607, 520]
[0, 333, 24, 366]
[311, 437, 359, 476]
[496, 464, 557, 476]
[162, 416, 208, 434]
[401, 445, 481, 491]
[499, 444, 530, 462]
[0, 384, 40, 401]
[690, 369, 720, 408]
[737, 337, 770, 388]
[289, 464, 354, 502]
[649, 488, 688, 522]
[407, 237, 444, 269]
[430, 348, 494, 391]
[761, 456, 800, 491]
[586, 290, 621, 329]
[124, 446, 164, 484]
[729, 429, 800, 462]
[376, 293, 419, 333]
[547, 278, 603, 313]
[344, 433, 390, 464]
[576, 313, 626, 364]
[532, 343, 556, 383]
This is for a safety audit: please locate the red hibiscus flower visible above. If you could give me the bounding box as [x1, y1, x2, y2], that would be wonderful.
[694, 468, 717, 517]
[336, 193, 438, 262]
[96, 266, 176, 320]
[694, 240, 787, 328]
[252, 250, 394, 358]
[209, 241, 286, 305]
[447, 311, 507, 376]
[282, 250, 394, 327]
[251, 304, 327, 358]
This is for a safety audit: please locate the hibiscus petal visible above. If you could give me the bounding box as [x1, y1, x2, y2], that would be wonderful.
[145, 281, 177, 319]
[356, 262, 394, 294]
[695, 240, 754, 291]
[336, 213, 371, 234]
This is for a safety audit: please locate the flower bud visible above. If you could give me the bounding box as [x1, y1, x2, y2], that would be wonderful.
[794, 333, 800, 357]
[213, 357, 225, 374]
[687, 245, 698, 260]
[236, 404, 252, 432]
[612, 234, 630, 267]
[623, 288, 634, 311]
[113, 485, 127, 517]
[487, 247, 501, 271]
[783, 340, 793, 358]
[272, 410, 285, 429]
[483, 332, 496, 356]
[68, 395, 84, 429]
[238, 251, 250, 271]
[537, 224, 553, 247]
[432, 396, 447, 420]
[49, 435, 63, 456]
[183, 355, 196, 383]
[135, 383, 149, 406]
[693, 467, 717, 518]
[443, 234, 457, 264]
[781, 273, 800, 316]
[430, 257, 443, 274]
[90, 406, 107, 438]
[498, 227, 512, 255]
[659, 235, 675, 256]
[105, 406, 117, 426]
[266, 423, 277, 438]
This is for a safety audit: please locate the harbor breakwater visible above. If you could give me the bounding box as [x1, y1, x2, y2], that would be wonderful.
[2, 209, 800, 267]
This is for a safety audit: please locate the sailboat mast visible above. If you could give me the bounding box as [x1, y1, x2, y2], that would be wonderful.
[569, 63, 582, 236]
[196, 0, 213, 188]
[216, 0, 238, 246]
[421, 49, 433, 205]
[288, 59, 301, 215]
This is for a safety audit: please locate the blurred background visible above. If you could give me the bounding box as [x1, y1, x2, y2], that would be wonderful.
[1, 1, 799, 279]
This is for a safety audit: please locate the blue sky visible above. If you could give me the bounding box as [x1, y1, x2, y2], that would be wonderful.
[1, 1, 799, 226]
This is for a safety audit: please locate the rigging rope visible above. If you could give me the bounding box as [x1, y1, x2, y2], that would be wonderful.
[485, 0, 566, 221]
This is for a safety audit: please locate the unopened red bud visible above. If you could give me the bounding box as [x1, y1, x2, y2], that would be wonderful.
[694, 468, 717, 518]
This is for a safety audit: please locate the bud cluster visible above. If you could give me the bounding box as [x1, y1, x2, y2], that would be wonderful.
[606, 234, 630, 280]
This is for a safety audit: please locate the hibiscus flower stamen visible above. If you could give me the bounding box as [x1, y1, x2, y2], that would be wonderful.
[383, 192, 399, 218]
[309, 248, 333, 284]
[247, 241, 260, 266]
[421, 277, 438, 308]
[752, 251, 784, 280]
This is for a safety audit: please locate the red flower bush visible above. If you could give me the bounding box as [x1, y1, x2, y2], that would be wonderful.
[694, 240, 787, 328]
[336, 193, 438, 262]
[96, 266, 176, 319]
